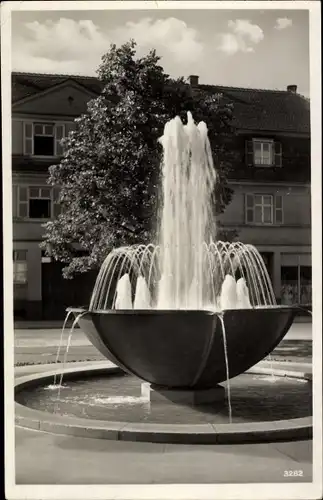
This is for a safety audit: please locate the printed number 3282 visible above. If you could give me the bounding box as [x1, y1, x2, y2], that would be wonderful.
[284, 470, 303, 477]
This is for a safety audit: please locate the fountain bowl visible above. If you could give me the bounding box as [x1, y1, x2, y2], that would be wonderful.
[68, 305, 298, 390]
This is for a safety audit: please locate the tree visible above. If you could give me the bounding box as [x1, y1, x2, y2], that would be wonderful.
[41, 40, 236, 278]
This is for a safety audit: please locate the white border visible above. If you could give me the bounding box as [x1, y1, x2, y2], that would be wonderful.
[2, 1, 322, 499]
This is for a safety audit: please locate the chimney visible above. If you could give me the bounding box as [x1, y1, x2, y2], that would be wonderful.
[189, 75, 199, 86]
[287, 84, 297, 93]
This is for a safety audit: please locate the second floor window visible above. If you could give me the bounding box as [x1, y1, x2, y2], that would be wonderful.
[246, 139, 282, 167]
[15, 186, 61, 220]
[245, 193, 283, 225]
[29, 187, 51, 218]
[24, 122, 65, 157]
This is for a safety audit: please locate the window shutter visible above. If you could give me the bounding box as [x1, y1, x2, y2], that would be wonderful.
[18, 186, 28, 218]
[24, 122, 33, 155]
[275, 194, 283, 224]
[245, 140, 254, 166]
[53, 187, 61, 217]
[55, 124, 65, 156]
[245, 194, 254, 223]
[274, 141, 282, 167]
[12, 185, 18, 217]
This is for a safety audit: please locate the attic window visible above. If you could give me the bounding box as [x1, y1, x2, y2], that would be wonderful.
[253, 139, 273, 166]
[245, 139, 282, 167]
[214, 92, 223, 102]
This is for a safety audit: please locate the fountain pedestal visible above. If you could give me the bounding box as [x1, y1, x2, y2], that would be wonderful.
[141, 382, 225, 405]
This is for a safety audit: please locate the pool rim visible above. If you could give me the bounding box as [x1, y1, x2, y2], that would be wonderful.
[14, 362, 312, 445]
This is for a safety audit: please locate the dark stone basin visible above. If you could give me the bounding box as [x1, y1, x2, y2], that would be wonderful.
[67, 306, 298, 389]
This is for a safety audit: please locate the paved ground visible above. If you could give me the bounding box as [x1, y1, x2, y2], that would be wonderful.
[14, 322, 312, 366]
[13, 322, 313, 485]
[15, 425, 312, 484]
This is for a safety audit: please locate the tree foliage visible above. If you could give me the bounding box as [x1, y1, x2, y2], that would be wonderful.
[41, 40, 236, 277]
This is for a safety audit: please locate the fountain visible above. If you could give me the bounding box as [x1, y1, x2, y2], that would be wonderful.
[66, 112, 297, 397]
[15, 112, 310, 444]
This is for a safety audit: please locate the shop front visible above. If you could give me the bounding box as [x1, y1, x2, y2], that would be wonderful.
[280, 253, 311, 306]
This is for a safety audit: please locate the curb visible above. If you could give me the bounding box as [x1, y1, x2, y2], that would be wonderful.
[15, 364, 313, 445]
[247, 366, 312, 381]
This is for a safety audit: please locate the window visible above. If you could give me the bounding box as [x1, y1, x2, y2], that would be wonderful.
[300, 266, 312, 305]
[254, 140, 273, 165]
[29, 187, 51, 219]
[245, 139, 282, 167]
[245, 193, 283, 225]
[13, 250, 27, 284]
[281, 265, 312, 306]
[281, 266, 298, 305]
[24, 122, 65, 156]
[17, 186, 61, 220]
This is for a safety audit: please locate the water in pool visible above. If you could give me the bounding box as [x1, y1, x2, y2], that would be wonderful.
[16, 372, 312, 425]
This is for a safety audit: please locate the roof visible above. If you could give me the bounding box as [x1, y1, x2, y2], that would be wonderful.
[198, 84, 310, 134]
[12, 72, 310, 135]
[12, 72, 102, 103]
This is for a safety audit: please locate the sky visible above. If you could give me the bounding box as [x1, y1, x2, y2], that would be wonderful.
[11, 8, 310, 96]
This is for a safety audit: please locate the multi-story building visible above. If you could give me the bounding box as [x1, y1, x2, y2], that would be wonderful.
[12, 73, 102, 319]
[189, 75, 311, 308]
[12, 72, 311, 319]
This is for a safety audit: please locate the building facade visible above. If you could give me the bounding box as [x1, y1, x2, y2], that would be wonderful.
[12, 72, 311, 319]
[204, 78, 311, 307]
[12, 73, 102, 319]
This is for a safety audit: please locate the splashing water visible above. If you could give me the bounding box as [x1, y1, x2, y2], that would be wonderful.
[91, 395, 150, 406]
[134, 276, 151, 309]
[115, 274, 133, 309]
[236, 278, 252, 309]
[220, 275, 238, 310]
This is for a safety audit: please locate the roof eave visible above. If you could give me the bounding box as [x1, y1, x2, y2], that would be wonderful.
[12, 78, 100, 107]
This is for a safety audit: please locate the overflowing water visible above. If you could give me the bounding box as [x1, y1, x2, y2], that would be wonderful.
[54, 311, 87, 405]
[53, 309, 74, 386]
[218, 313, 232, 422]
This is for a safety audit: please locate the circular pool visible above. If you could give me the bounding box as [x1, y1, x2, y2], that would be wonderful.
[15, 362, 312, 444]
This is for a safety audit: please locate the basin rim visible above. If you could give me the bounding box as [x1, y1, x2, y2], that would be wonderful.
[67, 305, 299, 315]
[15, 362, 312, 445]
